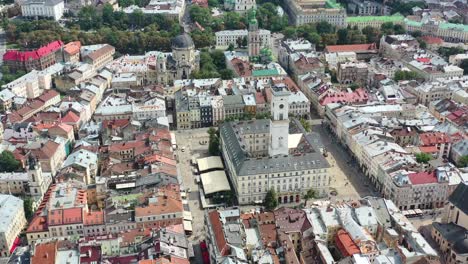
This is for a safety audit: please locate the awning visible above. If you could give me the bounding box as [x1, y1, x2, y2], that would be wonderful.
[9, 237, 20, 254]
[197, 156, 224, 172]
[183, 220, 193, 232]
[200, 170, 231, 195]
[183, 211, 193, 221]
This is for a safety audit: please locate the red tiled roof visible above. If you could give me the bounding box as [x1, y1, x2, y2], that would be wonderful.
[420, 36, 444, 45]
[83, 210, 104, 226]
[335, 229, 360, 257]
[255, 92, 266, 104]
[38, 90, 60, 103]
[419, 146, 439, 153]
[103, 118, 130, 129]
[30, 141, 60, 160]
[27, 216, 48, 233]
[63, 41, 81, 55]
[80, 245, 101, 263]
[143, 154, 176, 166]
[408, 171, 438, 185]
[61, 111, 80, 123]
[419, 132, 451, 146]
[4, 41, 63, 62]
[320, 88, 368, 105]
[209, 210, 229, 256]
[31, 241, 57, 264]
[416, 57, 431, 63]
[48, 208, 83, 226]
[109, 140, 147, 152]
[325, 43, 376, 53]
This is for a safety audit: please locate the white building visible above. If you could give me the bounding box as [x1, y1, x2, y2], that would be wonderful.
[1, 63, 64, 98]
[215, 29, 271, 49]
[288, 90, 310, 117]
[122, 0, 185, 23]
[283, 0, 347, 27]
[21, 0, 64, 21]
[224, 0, 256, 13]
[0, 194, 27, 257]
[132, 97, 166, 121]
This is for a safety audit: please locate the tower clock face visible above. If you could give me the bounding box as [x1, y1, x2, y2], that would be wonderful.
[279, 104, 284, 109]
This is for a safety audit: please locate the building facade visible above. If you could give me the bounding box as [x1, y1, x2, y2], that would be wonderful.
[220, 86, 330, 205]
[21, 0, 64, 20]
[0, 194, 27, 257]
[283, 0, 347, 27]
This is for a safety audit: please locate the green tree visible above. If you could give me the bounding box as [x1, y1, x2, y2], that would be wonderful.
[381, 22, 395, 35]
[23, 197, 34, 221]
[189, 5, 212, 27]
[303, 188, 316, 206]
[300, 118, 311, 132]
[129, 9, 145, 29]
[223, 11, 245, 30]
[389, 1, 425, 16]
[394, 70, 419, 81]
[337, 28, 348, 45]
[393, 24, 405, 34]
[438, 47, 464, 59]
[208, 0, 219, 7]
[411, 30, 422, 38]
[415, 152, 432, 164]
[316, 21, 334, 34]
[190, 29, 215, 48]
[220, 69, 234, 80]
[208, 128, 220, 155]
[264, 188, 278, 210]
[227, 43, 235, 51]
[458, 155, 468, 168]
[118, 0, 135, 7]
[417, 38, 427, 49]
[0, 151, 20, 172]
[102, 4, 114, 26]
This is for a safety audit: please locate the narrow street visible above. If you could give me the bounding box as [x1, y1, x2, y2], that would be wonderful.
[175, 128, 210, 264]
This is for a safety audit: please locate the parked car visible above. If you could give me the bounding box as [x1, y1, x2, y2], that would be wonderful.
[200, 241, 210, 264]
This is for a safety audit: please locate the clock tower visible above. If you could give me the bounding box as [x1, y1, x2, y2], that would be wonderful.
[268, 86, 290, 157]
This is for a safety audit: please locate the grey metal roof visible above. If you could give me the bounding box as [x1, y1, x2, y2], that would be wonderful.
[449, 182, 468, 215]
[367, 197, 392, 228]
[223, 95, 244, 107]
[220, 120, 330, 177]
[432, 222, 468, 254]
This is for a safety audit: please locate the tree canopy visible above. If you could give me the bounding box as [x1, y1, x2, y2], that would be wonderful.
[264, 188, 278, 210]
[394, 70, 420, 81]
[0, 151, 20, 172]
[190, 50, 234, 80]
[458, 155, 468, 168]
[415, 153, 432, 164]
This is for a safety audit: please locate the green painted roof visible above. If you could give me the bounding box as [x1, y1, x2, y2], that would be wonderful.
[347, 14, 404, 23]
[252, 68, 279, 77]
[325, 0, 342, 9]
[404, 19, 423, 27]
[439, 22, 468, 32]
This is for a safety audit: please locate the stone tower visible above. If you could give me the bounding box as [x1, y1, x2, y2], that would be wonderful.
[268, 85, 290, 157]
[248, 9, 261, 57]
[27, 155, 51, 198]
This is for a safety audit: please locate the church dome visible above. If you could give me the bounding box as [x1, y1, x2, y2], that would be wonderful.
[171, 34, 194, 49]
